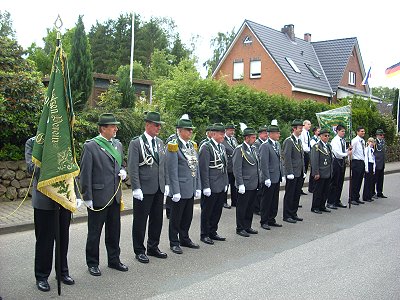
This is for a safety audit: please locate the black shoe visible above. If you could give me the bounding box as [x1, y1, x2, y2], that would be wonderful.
[88, 266, 101, 276]
[356, 200, 365, 204]
[200, 236, 214, 245]
[246, 228, 258, 234]
[350, 200, 359, 205]
[320, 208, 331, 213]
[377, 194, 387, 198]
[180, 241, 200, 249]
[364, 199, 373, 202]
[311, 208, 322, 214]
[108, 262, 128, 272]
[223, 203, 231, 209]
[261, 223, 271, 230]
[210, 234, 226, 241]
[135, 253, 149, 263]
[293, 216, 303, 221]
[61, 275, 75, 285]
[147, 248, 167, 259]
[236, 230, 250, 237]
[301, 191, 307, 195]
[268, 222, 283, 227]
[283, 218, 297, 223]
[170, 245, 183, 254]
[336, 202, 347, 208]
[326, 204, 338, 209]
[36, 280, 50, 292]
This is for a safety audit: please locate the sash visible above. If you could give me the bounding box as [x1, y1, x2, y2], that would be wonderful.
[93, 136, 122, 167]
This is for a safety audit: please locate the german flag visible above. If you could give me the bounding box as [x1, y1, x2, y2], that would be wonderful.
[385, 62, 400, 77]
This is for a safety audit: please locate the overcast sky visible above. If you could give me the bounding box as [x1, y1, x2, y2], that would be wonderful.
[3, 0, 399, 88]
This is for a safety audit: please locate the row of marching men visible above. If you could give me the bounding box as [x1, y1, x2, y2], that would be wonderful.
[26, 111, 387, 293]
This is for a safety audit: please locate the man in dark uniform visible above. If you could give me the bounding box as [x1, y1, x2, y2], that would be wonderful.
[166, 118, 201, 254]
[282, 119, 305, 223]
[221, 123, 238, 208]
[259, 125, 283, 230]
[199, 123, 229, 244]
[128, 112, 168, 263]
[310, 128, 333, 214]
[80, 113, 128, 276]
[374, 129, 387, 198]
[233, 128, 261, 237]
[253, 125, 268, 215]
[26, 137, 77, 292]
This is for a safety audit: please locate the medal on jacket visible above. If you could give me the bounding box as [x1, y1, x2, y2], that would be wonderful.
[181, 142, 198, 177]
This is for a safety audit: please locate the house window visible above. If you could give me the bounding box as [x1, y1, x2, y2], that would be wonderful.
[250, 60, 261, 78]
[349, 71, 356, 85]
[286, 57, 301, 73]
[233, 61, 244, 80]
[305, 63, 320, 78]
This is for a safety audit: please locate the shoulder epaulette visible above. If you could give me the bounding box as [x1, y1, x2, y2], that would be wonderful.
[167, 141, 178, 152]
[192, 141, 198, 151]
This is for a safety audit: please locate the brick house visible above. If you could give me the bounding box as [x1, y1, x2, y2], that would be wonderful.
[213, 20, 378, 103]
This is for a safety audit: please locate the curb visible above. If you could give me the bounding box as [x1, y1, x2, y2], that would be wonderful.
[1, 168, 399, 235]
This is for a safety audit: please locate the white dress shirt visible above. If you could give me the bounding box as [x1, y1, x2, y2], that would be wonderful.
[310, 135, 319, 148]
[331, 135, 347, 159]
[300, 129, 311, 153]
[351, 136, 365, 161]
[144, 131, 157, 154]
[364, 146, 376, 172]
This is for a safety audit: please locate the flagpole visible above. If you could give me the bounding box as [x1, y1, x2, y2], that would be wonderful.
[348, 101, 353, 209]
[397, 88, 400, 134]
[129, 12, 135, 85]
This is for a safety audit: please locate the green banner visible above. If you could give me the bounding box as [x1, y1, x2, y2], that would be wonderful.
[32, 45, 80, 212]
[316, 105, 352, 141]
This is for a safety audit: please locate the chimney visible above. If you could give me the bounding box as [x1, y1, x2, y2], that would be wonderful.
[304, 33, 312, 42]
[281, 24, 295, 41]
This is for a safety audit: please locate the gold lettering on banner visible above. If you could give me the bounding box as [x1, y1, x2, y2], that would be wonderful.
[48, 89, 63, 145]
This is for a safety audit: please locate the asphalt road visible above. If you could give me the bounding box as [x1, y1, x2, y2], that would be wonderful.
[0, 173, 399, 300]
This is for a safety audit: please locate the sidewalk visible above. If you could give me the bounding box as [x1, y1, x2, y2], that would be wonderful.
[1, 162, 399, 235]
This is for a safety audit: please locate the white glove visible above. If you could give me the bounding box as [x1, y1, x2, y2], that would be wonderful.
[281, 177, 286, 184]
[133, 189, 144, 201]
[287, 174, 295, 180]
[264, 179, 271, 188]
[76, 198, 82, 208]
[238, 184, 245, 194]
[224, 185, 228, 192]
[203, 188, 211, 197]
[164, 185, 170, 196]
[303, 173, 307, 179]
[172, 193, 181, 202]
[195, 190, 201, 198]
[118, 169, 127, 180]
[84, 200, 93, 209]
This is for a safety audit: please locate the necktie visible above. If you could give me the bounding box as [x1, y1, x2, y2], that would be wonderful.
[307, 132, 310, 148]
[361, 139, 365, 157]
[152, 138, 159, 162]
[341, 138, 345, 153]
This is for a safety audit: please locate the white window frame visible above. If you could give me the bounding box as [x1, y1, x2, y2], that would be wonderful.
[233, 61, 244, 80]
[349, 71, 356, 85]
[286, 57, 301, 73]
[250, 60, 261, 79]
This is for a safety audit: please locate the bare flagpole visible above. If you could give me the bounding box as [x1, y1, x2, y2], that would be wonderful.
[129, 12, 135, 85]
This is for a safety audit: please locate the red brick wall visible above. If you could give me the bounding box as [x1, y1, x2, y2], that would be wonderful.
[292, 91, 328, 103]
[340, 47, 367, 93]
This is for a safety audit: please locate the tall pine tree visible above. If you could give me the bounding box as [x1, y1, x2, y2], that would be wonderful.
[69, 15, 93, 110]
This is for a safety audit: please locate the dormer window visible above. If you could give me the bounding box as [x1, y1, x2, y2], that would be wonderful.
[286, 57, 301, 73]
[305, 63, 320, 78]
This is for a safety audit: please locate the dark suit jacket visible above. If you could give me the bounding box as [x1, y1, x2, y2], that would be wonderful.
[311, 141, 333, 179]
[128, 135, 167, 195]
[221, 136, 238, 173]
[282, 135, 305, 177]
[80, 138, 123, 207]
[374, 139, 385, 170]
[232, 143, 260, 190]
[259, 139, 283, 184]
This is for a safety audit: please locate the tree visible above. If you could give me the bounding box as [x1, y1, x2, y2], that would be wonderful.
[372, 86, 398, 103]
[0, 36, 44, 159]
[69, 15, 93, 110]
[170, 33, 190, 65]
[203, 30, 236, 77]
[0, 10, 15, 39]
